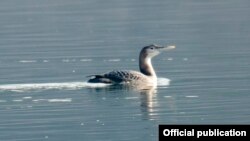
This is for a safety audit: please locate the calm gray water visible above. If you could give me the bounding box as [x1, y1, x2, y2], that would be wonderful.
[0, 0, 250, 140]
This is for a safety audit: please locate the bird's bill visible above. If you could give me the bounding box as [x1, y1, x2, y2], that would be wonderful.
[157, 45, 176, 51]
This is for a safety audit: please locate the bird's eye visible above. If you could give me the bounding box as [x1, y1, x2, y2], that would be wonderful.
[150, 47, 154, 50]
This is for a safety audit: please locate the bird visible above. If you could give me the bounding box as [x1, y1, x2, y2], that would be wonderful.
[87, 44, 175, 87]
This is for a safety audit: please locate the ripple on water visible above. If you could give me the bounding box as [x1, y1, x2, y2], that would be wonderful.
[18, 60, 37, 63]
[32, 98, 72, 103]
[185, 95, 199, 98]
[47, 98, 72, 103]
[157, 78, 171, 86]
[0, 82, 110, 92]
[80, 59, 92, 62]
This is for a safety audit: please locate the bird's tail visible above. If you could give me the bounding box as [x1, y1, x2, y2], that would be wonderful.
[87, 75, 112, 83]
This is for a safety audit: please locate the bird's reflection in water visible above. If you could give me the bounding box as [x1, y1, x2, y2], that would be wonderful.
[87, 84, 161, 121]
[138, 86, 159, 121]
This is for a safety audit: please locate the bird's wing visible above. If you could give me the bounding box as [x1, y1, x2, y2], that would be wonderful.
[104, 70, 143, 82]
[87, 70, 145, 83]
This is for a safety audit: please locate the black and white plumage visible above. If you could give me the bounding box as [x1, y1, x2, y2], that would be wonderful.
[87, 44, 175, 87]
[88, 70, 146, 84]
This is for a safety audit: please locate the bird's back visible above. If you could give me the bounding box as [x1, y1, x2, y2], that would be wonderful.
[88, 70, 156, 85]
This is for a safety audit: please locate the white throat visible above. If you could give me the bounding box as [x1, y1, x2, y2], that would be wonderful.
[139, 56, 157, 78]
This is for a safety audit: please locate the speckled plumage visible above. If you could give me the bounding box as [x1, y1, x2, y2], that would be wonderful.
[107, 70, 146, 82]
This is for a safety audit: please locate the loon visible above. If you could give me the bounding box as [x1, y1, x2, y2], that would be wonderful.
[87, 44, 175, 87]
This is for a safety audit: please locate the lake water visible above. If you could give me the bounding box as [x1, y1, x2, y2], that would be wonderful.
[0, 0, 250, 140]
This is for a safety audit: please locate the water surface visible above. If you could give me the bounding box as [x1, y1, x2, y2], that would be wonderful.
[0, 0, 250, 141]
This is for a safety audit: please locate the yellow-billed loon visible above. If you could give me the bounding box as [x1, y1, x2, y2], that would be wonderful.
[87, 44, 175, 87]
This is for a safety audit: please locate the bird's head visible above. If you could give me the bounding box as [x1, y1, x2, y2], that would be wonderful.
[141, 44, 175, 58]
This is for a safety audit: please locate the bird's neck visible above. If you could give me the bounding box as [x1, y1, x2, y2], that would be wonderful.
[139, 55, 156, 77]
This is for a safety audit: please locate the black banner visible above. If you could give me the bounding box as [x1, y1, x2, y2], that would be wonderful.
[159, 125, 250, 141]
